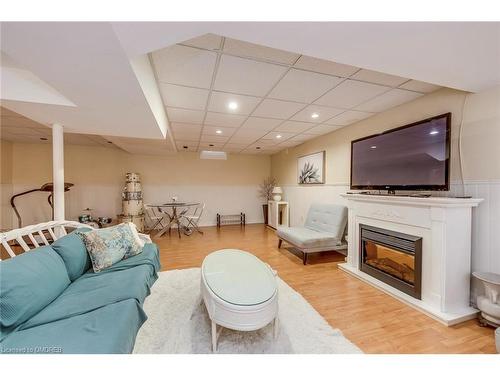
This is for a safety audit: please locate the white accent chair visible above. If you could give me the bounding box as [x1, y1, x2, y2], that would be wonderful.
[182, 203, 205, 235]
[276, 203, 348, 265]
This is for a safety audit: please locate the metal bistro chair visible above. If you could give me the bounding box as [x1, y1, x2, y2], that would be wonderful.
[182, 203, 205, 235]
[145, 204, 168, 234]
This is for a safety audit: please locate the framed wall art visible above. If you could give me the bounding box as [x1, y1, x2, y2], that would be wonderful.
[297, 151, 325, 184]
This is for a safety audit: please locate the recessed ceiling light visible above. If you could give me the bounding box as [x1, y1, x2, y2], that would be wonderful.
[276, 134, 282, 139]
[370, 145, 377, 149]
[228, 101, 238, 110]
[216, 130, 223, 134]
[429, 130, 439, 135]
[311, 113, 319, 119]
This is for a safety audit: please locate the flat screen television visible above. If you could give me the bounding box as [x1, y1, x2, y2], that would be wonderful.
[350, 113, 451, 191]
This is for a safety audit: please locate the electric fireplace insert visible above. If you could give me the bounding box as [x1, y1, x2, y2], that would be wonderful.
[359, 224, 422, 299]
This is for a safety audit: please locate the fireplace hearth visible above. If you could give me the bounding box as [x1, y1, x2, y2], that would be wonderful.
[360, 225, 422, 299]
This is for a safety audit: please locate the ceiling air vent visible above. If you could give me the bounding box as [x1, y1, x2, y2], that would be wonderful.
[200, 150, 227, 160]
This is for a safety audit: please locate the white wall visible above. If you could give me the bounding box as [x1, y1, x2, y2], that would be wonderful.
[272, 86, 500, 300]
[4, 144, 271, 228]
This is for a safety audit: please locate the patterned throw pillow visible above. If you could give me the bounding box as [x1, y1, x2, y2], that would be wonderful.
[78, 223, 144, 272]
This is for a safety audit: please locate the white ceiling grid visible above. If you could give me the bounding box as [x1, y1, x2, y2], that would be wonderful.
[151, 34, 436, 155]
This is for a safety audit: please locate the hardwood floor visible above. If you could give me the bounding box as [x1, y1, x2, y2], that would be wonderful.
[154, 223, 497, 354]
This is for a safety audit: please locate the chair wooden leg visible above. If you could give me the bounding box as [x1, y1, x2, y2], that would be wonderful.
[278, 239, 282, 248]
[303, 252, 308, 265]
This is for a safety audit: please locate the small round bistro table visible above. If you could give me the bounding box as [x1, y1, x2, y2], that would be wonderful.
[201, 249, 279, 352]
[149, 202, 199, 238]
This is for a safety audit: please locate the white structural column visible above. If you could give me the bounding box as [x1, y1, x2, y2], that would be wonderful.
[52, 123, 65, 221]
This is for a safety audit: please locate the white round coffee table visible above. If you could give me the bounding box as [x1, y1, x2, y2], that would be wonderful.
[201, 249, 279, 352]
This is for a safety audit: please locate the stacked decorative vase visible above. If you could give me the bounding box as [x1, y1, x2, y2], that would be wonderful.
[118, 172, 145, 232]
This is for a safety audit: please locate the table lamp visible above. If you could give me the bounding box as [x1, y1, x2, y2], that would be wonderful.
[272, 187, 283, 201]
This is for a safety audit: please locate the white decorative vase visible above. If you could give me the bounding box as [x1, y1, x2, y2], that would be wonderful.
[273, 194, 282, 201]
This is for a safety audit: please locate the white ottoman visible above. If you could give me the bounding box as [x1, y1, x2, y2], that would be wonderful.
[201, 249, 279, 352]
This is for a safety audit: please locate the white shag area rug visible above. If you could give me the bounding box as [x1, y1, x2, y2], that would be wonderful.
[133, 268, 362, 354]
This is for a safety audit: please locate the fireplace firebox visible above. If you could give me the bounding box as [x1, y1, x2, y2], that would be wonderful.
[359, 225, 422, 299]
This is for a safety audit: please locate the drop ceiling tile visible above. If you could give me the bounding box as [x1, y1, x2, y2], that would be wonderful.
[289, 133, 318, 142]
[277, 140, 303, 148]
[231, 128, 268, 138]
[171, 122, 202, 133]
[314, 80, 391, 109]
[214, 55, 287, 96]
[204, 112, 247, 128]
[355, 89, 423, 112]
[290, 105, 344, 123]
[152, 44, 217, 89]
[178, 146, 197, 153]
[325, 110, 374, 126]
[252, 99, 306, 119]
[224, 144, 247, 151]
[167, 108, 205, 124]
[176, 140, 199, 147]
[260, 149, 279, 155]
[351, 69, 408, 87]
[174, 133, 201, 142]
[294, 55, 359, 77]
[248, 142, 274, 150]
[399, 80, 441, 93]
[274, 120, 316, 133]
[181, 33, 222, 50]
[240, 149, 262, 155]
[269, 69, 342, 103]
[223, 38, 300, 65]
[230, 131, 265, 144]
[176, 141, 199, 150]
[262, 132, 295, 143]
[304, 124, 342, 135]
[254, 139, 278, 145]
[208, 91, 261, 115]
[202, 126, 236, 137]
[199, 142, 225, 150]
[200, 134, 230, 143]
[240, 117, 282, 132]
[171, 123, 202, 141]
[159, 84, 209, 110]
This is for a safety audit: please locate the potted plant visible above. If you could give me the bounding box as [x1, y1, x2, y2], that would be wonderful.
[258, 177, 276, 225]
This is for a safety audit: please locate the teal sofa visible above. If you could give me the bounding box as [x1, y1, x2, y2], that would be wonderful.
[0, 229, 160, 354]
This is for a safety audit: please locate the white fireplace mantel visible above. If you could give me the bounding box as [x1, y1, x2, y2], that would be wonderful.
[338, 193, 483, 326]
